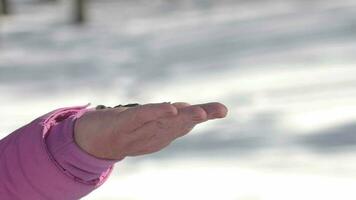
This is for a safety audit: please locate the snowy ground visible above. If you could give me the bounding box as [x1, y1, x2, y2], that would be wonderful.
[1, 0, 356, 199]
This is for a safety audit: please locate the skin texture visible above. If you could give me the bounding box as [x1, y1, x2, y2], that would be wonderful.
[74, 102, 228, 160]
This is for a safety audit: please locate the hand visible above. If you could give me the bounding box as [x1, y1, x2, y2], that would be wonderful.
[74, 102, 228, 160]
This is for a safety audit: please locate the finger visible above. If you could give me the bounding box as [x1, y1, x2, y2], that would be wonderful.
[196, 102, 228, 119]
[115, 102, 178, 133]
[169, 105, 208, 137]
[131, 105, 207, 141]
[180, 105, 208, 124]
[128, 105, 210, 155]
[172, 102, 191, 109]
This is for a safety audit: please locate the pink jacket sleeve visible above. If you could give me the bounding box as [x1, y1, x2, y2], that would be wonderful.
[0, 105, 116, 200]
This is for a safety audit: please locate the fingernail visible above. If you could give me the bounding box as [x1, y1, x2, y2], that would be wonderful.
[212, 112, 225, 118]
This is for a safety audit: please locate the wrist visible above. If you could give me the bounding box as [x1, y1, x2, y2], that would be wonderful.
[73, 110, 126, 161]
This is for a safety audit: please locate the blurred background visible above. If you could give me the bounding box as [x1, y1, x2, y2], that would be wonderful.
[1, 0, 356, 199]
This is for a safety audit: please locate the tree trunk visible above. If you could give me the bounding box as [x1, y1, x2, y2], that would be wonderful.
[1, 0, 10, 15]
[73, 0, 86, 24]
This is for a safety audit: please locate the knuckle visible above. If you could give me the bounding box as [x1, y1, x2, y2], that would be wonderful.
[158, 103, 178, 116]
[191, 107, 207, 122]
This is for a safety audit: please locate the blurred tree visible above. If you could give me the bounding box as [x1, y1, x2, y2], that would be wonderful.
[73, 0, 86, 24]
[0, 0, 10, 15]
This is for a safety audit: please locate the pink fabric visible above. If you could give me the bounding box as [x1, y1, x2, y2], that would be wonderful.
[0, 105, 116, 200]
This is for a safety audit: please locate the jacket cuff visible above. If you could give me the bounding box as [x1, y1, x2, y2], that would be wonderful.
[0, 104, 113, 199]
[45, 106, 117, 184]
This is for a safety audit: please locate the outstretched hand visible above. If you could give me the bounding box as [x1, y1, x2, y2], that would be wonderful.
[74, 102, 228, 160]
